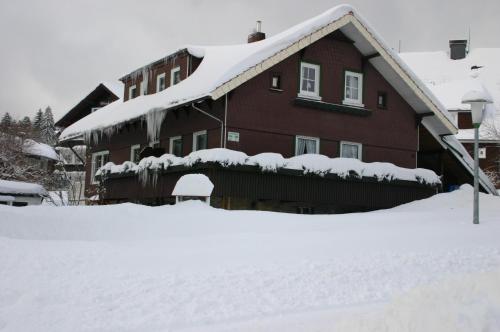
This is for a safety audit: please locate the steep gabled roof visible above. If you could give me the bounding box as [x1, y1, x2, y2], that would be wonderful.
[55, 82, 123, 128]
[60, 5, 457, 141]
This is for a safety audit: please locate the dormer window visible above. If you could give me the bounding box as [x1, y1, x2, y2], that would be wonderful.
[343, 71, 364, 107]
[156, 73, 166, 92]
[128, 85, 137, 100]
[171, 67, 181, 86]
[298, 62, 320, 100]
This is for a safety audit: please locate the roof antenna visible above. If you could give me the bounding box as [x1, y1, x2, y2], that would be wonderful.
[467, 26, 471, 54]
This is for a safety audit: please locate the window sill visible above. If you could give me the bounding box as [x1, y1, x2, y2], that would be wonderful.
[270, 88, 284, 92]
[297, 93, 322, 101]
[294, 98, 371, 116]
[342, 100, 365, 108]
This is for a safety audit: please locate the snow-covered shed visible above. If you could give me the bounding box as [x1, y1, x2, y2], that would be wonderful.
[172, 174, 214, 204]
[0, 179, 48, 206]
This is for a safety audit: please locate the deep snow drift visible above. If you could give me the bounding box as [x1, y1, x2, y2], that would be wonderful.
[1, 185, 500, 331]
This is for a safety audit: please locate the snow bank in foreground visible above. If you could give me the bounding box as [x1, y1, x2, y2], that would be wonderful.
[96, 148, 441, 185]
[0, 186, 499, 331]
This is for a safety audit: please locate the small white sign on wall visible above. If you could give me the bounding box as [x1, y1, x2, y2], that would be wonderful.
[479, 147, 486, 159]
[227, 131, 240, 142]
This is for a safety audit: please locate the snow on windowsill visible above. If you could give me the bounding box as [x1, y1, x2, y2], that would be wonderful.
[96, 148, 441, 186]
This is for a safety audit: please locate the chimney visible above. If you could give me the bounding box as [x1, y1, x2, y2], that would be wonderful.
[248, 20, 265, 43]
[449, 40, 467, 60]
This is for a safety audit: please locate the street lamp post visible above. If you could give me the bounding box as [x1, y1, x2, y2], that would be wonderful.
[462, 89, 493, 224]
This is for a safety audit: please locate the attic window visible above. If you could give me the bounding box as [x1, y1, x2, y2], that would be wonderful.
[298, 62, 321, 100]
[377, 92, 387, 109]
[171, 67, 181, 86]
[156, 73, 166, 92]
[129, 85, 137, 99]
[343, 71, 364, 107]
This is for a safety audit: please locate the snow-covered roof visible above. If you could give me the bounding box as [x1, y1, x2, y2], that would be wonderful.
[0, 179, 48, 196]
[0, 195, 15, 202]
[172, 174, 214, 197]
[60, 5, 456, 141]
[22, 139, 59, 161]
[101, 81, 124, 101]
[400, 49, 500, 141]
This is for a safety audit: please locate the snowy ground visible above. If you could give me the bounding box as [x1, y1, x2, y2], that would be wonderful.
[1, 185, 500, 331]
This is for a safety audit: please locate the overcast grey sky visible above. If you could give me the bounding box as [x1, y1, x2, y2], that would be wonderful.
[1, 0, 499, 121]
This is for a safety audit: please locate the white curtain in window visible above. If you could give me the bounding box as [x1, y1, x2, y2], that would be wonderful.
[305, 139, 317, 154]
[296, 138, 306, 155]
[342, 144, 359, 159]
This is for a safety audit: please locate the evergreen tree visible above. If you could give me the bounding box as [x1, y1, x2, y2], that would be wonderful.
[33, 109, 43, 130]
[40, 106, 57, 145]
[20, 116, 31, 127]
[18, 116, 33, 137]
[0, 112, 13, 131]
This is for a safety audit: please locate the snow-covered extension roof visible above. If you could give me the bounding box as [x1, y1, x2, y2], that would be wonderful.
[0, 179, 48, 196]
[22, 139, 59, 161]
[400, 49, 500, 141]
[172, 174, 214, 197]
[98, 148, 442, 186]
[60, 4, 456, 141]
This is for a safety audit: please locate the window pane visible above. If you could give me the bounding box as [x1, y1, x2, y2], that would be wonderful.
[342, 144, 359, 159]
[173, 139, 182, 156]
[196, 134, 207, 150]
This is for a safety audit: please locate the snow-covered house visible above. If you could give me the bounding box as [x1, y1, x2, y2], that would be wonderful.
[59, 5, 497, 212]
[56, 82, 123, 204]
[0, 179, 48, 206]
[400, 44, 500, 188]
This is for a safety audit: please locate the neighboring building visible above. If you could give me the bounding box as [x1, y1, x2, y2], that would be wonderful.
[60, 5, 497, 212]
[0, 179, 48, 206]
[22, 138, 60, 171]
[401, 44, 500, 188]
[56, 82, 123, 204]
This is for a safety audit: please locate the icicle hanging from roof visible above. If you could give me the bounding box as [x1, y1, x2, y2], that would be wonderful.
[145, 109, 168, 143]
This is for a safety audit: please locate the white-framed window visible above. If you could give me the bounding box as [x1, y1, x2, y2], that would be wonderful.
[91, 150, 109, 184]
[298, 62, 321, 100]
[149, 139, 160, 149]
[192, 130, 208, 152]
[130, 144, 141, 163]
[343, 71, 364, 106]
[128, 85, 137, 100]
[171, 67, 181, 86]
[295, 135, 320, 156]
[340, 141, 362, 160]
[156, 73, 166, 92]
[169, 136, 183, 156]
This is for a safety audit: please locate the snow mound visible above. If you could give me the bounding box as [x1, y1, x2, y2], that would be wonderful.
[172, 174, 214, 197]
